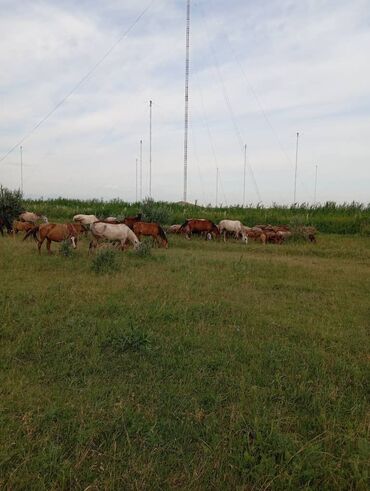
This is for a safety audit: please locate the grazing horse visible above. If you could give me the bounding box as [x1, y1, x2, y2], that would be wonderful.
[73, 214, 99, 225]
[133, 222, 168, 248]
[19, 211, 48, 223]
[123, 213, 142, 230]
[179, 219, 220, 240]
[29, 223, 79, 254]
[168, 224, 182, 234]
[0, 216, 12, 236]
[89, 222, 140, 252]
[218, 219, 248, 242]
[12, 220, 34, 238]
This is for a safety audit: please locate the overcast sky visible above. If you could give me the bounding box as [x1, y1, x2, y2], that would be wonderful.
[1, 0, 369, 205]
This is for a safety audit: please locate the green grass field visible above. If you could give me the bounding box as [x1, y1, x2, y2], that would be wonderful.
[0, 233, 369, 489]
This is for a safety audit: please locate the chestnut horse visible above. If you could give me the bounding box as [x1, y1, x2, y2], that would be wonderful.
[133, 222, 168, 248]
[179, 219, 220, 240]
[28, 223, 79, 254]
[12, 220, 34, 239]
[123, 213, 142, 230]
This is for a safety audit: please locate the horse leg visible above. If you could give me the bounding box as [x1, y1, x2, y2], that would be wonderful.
[38, 237, 45, 254]
[89, 239, 97, 254]
[46, 239, 52, 254]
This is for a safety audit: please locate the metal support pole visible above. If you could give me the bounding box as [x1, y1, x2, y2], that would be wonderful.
[314, 164, 318, 204]
[20, 145, 23, 194]
[140, 140, 143, 202]
[293, 131, 299, 203]
[243, 143, 247, 207]
[149, 100, 152, 197]
[216, 167, 219, 207]
[135, 157, 138, 202]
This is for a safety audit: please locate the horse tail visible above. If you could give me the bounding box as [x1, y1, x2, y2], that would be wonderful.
[158, 224, 168, 243]
[24, 225, 39, 242]
[211, 221, 220, 236]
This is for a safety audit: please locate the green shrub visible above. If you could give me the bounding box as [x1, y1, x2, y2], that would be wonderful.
[134, 239, 152, 258]
[59, 240, 73, 257]
[91, 249, 119, 274]
[0, 186, 23, 222]
[141, 197, 170, 224]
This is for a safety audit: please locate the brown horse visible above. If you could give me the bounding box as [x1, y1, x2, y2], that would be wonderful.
[133, 222, 168, 248]
[179, 219, 220, 240]
[12, 220, 34, 239]
[29, 223, 79, 254]
[123, 213, 142, 230]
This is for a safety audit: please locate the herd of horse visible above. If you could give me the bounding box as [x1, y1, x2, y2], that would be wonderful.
[0, 210, 317, 254]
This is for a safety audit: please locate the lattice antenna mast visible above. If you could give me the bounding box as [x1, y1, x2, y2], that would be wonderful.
[183, 0, 191, 202]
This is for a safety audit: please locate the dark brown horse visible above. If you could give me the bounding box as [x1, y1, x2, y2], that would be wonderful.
[179, 219, 220, 240]
[133, 221, 168, 248]
[123, 213, 142, 230]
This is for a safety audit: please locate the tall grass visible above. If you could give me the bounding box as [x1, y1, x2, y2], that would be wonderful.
[24, 198, 370, 234]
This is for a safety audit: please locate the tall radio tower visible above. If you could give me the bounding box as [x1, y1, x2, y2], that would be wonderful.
[183, 0, 191, 202]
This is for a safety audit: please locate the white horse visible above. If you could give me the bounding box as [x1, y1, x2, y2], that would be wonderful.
[218, 220, 248, 243]
[73, 214, 99, 225]
[19, 211, 48, 223]
[89, 222, 140, 252]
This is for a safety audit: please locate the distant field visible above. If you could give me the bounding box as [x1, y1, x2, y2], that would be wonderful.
[24, 198, 370, 234]
[0, 233, 369, 489]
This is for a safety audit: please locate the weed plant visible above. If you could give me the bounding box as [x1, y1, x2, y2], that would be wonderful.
[91, 249, 119, 274]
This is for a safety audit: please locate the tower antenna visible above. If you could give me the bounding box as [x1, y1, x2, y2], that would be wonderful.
[183, 0, 191, 202]
[149, 100, 152, 197]
[243, 143, 247, 207]
[216, 167, 219, 207]
[20, 146, 23, 194]
[293, 131, 299, 203]
[140, 139, 143, 202]
[135, 157, 138, 202]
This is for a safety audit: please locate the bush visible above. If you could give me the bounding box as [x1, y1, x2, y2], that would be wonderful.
[0, 186, 23, 222]
[141, 197, 170, 224]
[134, 239, 152, 258]
[59, 240, 73, 257]
[91, 249, 120, 274]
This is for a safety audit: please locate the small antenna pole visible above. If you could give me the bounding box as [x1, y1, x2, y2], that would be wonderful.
[243, 143, 247, 207]
[216, 167, 219, 207]
[149, 100, 152, 197]
[135, 157, 138, 202]
[20, 145, 23, 194]
[314, 164, 318, 204]
[293, 131, 299, 203]
[140, 140, 143, 202]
